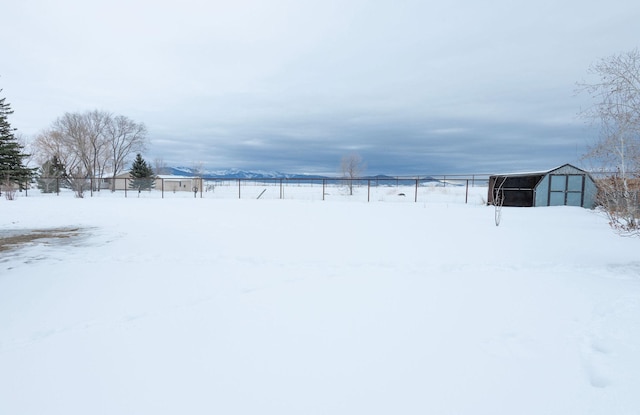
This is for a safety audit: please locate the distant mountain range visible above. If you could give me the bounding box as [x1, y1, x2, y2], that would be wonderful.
[166, 167, 318, 179]
[164, 167, 441, 182]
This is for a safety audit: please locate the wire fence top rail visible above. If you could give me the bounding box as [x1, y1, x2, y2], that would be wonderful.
[9, 174, 492, 204]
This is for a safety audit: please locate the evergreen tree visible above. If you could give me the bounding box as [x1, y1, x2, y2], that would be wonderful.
[0, 89, 33, 193]
[129, 153, 155, 195]
[37, 155, 67, 193]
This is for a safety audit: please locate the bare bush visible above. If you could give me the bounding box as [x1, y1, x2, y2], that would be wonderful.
[596, 176, 640, 235]
[2, 176, 17, 200]
[577, 48, 640, 235]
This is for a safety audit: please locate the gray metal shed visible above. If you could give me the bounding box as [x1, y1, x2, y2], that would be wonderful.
[488, 164, 597, 208]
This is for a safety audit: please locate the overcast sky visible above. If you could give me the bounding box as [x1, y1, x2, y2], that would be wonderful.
[3, 0, 640, 175]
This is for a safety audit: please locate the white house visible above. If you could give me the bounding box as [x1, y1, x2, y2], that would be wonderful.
[105, 173, 202, 192]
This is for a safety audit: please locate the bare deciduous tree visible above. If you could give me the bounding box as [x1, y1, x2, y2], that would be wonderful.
[577, 48, 640, 235]
[34, 128, 86, 196]
[34, 110, 148, 195]
[340, 153, 365, 196]
[85, 110, 110, 187]
[51, 112, 100, 177]
[105, 115, 147, 191]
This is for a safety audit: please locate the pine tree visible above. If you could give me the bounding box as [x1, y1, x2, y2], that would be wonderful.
[129, 153, 155, 195]
[37, 155, 67, 193]
[0, 90, 33, 197]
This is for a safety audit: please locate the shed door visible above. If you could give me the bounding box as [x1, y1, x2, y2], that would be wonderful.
[548, 174, 584, 206]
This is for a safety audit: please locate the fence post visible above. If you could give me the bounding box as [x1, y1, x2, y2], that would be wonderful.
[415, 179, 418, 203]
[238, 179, 241, 199]
[465, 179, 469, 204]
[367, 179, 370, 202]
[161, 178, 164, 199]
[280, 178, 283, 199]
[322, 179, 326, 201]
[124, 178, 127, 198]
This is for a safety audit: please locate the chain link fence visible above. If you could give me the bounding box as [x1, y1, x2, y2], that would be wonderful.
[19, 175, 491, 204]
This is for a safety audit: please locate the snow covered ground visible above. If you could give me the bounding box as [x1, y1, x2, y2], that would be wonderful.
[1, 186, 639, 414]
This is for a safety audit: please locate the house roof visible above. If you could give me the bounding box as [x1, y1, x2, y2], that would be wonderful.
[156, 175, 197, 179]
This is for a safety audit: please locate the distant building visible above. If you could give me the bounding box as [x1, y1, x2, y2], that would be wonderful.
[106, 173, 202, 192]
[488, 164, 597, 208]
[155, 175, 202, 192]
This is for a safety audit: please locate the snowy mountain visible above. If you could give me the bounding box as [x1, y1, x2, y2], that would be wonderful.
[166, 168, 441, 184]
[168, 167, 300, 179]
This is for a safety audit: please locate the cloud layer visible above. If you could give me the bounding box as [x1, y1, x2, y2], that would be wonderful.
[3, 0, 639, 174]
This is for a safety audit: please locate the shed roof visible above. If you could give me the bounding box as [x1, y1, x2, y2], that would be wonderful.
[491, 163, 589, 177]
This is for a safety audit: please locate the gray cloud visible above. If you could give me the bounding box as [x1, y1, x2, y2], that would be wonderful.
[3, 0, 638, 175]
[144, 112, 588, 175]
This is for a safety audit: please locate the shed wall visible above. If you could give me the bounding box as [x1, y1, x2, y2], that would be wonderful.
[533, 165, 597, 208]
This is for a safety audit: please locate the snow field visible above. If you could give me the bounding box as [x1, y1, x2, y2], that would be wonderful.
[1, 191, 639, 414]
